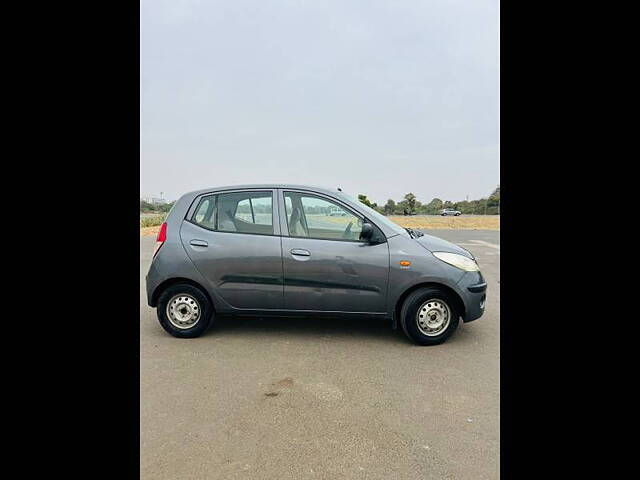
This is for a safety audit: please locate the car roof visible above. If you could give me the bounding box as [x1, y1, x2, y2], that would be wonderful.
[185, 184, 341, 197]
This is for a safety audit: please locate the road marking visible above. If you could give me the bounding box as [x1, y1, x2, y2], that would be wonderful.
[469, 240, 500, 251]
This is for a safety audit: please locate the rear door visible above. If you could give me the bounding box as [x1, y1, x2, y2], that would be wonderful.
[180, 189, 284, 311]
[279, 189, 389, 313]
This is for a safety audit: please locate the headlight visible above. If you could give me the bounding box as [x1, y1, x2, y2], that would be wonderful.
[432, 251, 479, 271]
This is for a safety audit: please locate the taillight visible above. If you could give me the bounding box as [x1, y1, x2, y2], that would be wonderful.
[153, 222, 167, 258]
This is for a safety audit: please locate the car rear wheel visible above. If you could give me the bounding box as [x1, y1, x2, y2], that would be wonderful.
[156, 283, 213, 338]
[400, 287, 460, 345]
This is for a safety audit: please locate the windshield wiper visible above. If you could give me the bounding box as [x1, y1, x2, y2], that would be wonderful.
[405, 227, 424, 238]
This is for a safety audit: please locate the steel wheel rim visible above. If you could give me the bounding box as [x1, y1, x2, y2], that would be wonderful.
[166, 294, 201, 329]
[416, 298, 451, 336]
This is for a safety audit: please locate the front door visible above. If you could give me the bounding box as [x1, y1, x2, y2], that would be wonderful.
[280, 190, 389, 313]
[180, 189, 284, 311]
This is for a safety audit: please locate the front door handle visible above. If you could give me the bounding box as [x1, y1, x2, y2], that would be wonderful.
[290, 248, 310, 257]
[190, 239, 208, 247]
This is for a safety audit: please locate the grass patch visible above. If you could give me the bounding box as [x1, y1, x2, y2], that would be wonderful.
[141, 226, 162, 237]
[140, 214, 165, 228]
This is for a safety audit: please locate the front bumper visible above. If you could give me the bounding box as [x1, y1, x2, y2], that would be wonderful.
[456, 271, 487, 323]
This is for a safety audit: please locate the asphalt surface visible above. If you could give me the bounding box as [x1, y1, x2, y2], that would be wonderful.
[140, 230, 500, 480]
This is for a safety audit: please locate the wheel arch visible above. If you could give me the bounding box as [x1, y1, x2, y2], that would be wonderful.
[150, 277, 214, 310]
[393, 282, 465, 327]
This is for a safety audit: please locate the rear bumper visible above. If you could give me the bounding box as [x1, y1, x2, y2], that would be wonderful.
[145, 262, 159, 307]
[456, 272, 487, 323]
[144, 239, 214, 308]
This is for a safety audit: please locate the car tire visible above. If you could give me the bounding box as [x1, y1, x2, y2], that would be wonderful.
[400, 287, 460, 345]
[455, 213, 460, 216]
[156, 283, 213, 338]
[442, 213, 447, 216]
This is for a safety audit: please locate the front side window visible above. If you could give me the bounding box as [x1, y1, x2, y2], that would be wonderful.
[191, 191, 273, 235]
[335, 191, 405, 237]
[284, 192, 363, 241]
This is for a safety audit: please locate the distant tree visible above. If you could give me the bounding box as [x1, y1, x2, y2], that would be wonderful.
[487, 185, 500, 214]
[140, 200, 175, 214]
[454, 200, 473, 214]
[358, 194, 384, 214]
[158, 201, 175, 213]
[140, 200, 154, 212]
[469, 199, 482, 214]
[358, 194, 374, 208]
[421, 198, 443, 214]
[404, 193, 417, 214]
[383, 199, 396, 215]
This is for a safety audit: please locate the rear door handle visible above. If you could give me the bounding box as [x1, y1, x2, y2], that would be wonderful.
[190, 239, 208, 247]
[290, 248, 310, 256]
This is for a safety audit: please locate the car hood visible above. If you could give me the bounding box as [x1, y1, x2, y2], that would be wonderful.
[413, 233, 474, 259]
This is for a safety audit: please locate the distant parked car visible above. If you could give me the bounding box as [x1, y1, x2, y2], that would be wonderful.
[440, 209, 461, 216]
[328, 210, 347, 216]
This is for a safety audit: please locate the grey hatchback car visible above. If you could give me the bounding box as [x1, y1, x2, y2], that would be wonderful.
[146, 185, 486, 345]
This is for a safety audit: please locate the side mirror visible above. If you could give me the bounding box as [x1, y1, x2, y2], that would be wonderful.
[360, 223, 374, 242]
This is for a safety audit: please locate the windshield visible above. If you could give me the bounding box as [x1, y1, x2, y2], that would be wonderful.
[336, 192, 408, 237]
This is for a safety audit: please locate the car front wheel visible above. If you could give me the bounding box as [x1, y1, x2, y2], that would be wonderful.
[400, 287, 460, 345]
[156, 283, 213, 338]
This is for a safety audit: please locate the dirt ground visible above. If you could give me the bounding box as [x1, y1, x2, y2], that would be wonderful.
[387, 215, 500, 231]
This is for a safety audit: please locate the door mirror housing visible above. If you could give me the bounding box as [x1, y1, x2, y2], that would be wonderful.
[360, 222, 375, 242]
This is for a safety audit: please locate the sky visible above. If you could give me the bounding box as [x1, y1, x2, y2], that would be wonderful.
[140, 0, 499, 204]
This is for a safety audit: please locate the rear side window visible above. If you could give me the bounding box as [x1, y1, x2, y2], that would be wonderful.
[191, 191, 274, 235]
[192, 195, 217, 229]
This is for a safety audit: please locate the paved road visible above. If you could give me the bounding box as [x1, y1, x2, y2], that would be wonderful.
[140, 230, 500, 480]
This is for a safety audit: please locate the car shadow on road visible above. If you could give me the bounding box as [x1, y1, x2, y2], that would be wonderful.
[143, 305, 483, 346]
[198, 315, 482, 346]
[201, 315, 412, 344]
